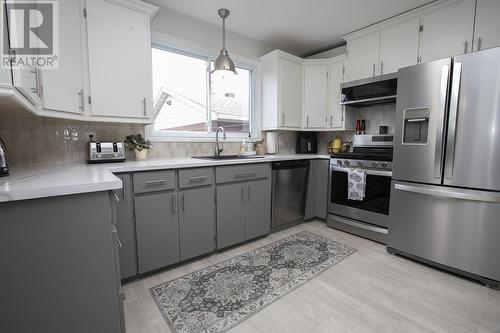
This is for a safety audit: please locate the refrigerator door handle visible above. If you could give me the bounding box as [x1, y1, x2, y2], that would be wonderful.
[394, 183, 500, 203]
[444, 62, 462, 180]
[433, 64, 450, 179]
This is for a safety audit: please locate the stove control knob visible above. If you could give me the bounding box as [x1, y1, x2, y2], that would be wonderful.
[371, 162, 378, 168]
[344, 160, 350, 166]
[357, 161, 363, 167]
[381, 162, 388, 168]
[337, 160, 342, 165]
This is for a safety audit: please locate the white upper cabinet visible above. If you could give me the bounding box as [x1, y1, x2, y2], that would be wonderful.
[419, 0, 475, 62]
[261, 50, 302, 130]
[38, 0, 86, 114]
[345, 32, 380, 82]
[86, 0, 154, 121]
[279, 57, 303, 128]
[303, 63, 329, 129]
[473, 0, 500, 51]
[329, 60, 345, 129]
[379, 18, 420, 74]
[6, 0, 40, 105]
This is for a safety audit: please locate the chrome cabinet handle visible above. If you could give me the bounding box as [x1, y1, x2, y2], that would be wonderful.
[142, 97, 147, 116]
[116, 235, 123, 248]
[112, 225, 123, 248]
[248, 185, 251, 201]
[477, 37, 482, 51]
[241, 187, 245, 203]
[171, 196, 175, 215]
[463, 40, 468, 53]
[330, 115, 333, 127]
[306, 115, 309, 127]
[78, 90, 84, 111]
[112, 192, 120, 203]
[235, 171, 257, 178]
[30, 67, 40, 96]
[380, 61, 384, 75]
[145, 179, 167, 185]
[189, 176, 207, 182]
[181, 194, 185, 212]
[444, 62, 462, 180]
[282, 113, 285, 126]
[372, 64, 376, 76]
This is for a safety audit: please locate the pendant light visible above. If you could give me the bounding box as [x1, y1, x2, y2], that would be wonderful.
[212, 8, 236, 77]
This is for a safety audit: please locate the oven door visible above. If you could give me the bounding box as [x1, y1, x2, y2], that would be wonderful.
[328, 166, 392, 227]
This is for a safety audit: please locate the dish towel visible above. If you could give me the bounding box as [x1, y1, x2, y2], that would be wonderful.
[348, 168, 366, 201]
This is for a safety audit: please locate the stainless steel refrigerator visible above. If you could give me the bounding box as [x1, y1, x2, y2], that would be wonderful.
[388, 47, 500, 287]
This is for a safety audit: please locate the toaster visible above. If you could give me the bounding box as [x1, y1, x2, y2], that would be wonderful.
[88, 141, 126, 163]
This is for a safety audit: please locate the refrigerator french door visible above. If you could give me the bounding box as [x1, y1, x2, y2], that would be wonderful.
[389, 47, 500, 286]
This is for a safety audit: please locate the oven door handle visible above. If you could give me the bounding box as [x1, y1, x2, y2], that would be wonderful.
[331, 165, 392, 177]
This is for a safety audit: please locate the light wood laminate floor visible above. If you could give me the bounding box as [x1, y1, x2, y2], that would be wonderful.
[123, 221, 500, 333]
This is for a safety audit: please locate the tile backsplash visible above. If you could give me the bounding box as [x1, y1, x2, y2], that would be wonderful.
[0, 103, 396, 166]
[0, 113, 242, 166]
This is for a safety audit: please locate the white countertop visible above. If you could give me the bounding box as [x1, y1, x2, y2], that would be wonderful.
[0, 154, 329, 203]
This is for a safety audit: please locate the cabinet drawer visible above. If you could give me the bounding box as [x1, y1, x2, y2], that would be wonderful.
[133, 170, 176, 193]
[216, 163, 270, 184]
[179, 167, 214, 189]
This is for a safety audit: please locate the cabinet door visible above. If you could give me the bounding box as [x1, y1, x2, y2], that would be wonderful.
[216, 183, 245, 249]
[329, 61, 344, 129]
[5, 0, 40, 105]
[473, 0, 500, 51]
[245, 179, 271, 240]
[114, 174, 137, 279]
[305, 160, 317, 220]
[419, 0, 475, 62]
[39, 0, 85, 114]
[379, 19, 420, 74]
[314, 160, 329, 219]
[135, 192, 179, 273]
[346, 32, 380, 81]
[86, 0, 152, 119]
[179, 187, 215, 261]
[303, 64, 328, 128]
[279, 58, 302, 128]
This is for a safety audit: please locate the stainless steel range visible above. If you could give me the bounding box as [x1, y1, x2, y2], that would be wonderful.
[327, 134, 393, 243]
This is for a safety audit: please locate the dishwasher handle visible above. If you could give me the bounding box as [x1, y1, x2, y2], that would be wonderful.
[272, 160, 310, 170]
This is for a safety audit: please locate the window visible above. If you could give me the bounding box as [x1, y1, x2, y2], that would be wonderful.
[150, 45, 254, 140]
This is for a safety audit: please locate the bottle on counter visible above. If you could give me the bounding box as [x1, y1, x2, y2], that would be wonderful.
[361, 120, 366, 135]
[355, 120, 361, 135]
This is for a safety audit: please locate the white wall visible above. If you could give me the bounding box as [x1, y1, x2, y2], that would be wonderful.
[306, 45, 347, 59]
[151, 7, 275, 60]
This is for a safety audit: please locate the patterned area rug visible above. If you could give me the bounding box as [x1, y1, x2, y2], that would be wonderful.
[150, 231, 356, 333]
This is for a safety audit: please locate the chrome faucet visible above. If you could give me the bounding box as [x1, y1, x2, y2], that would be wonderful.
[215, 127, 226, 157]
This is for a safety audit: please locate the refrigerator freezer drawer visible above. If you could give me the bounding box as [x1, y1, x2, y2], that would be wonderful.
[388, 181, 500, 282]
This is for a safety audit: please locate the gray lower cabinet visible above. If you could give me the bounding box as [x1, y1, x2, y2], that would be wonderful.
[306, 159, 329, 219]
[179, 186, 216, 261]
[216, 182, 246, 248]
[0, 191, 123, 333]
[114, 173, 137, 279]
[216, 163, 272, 249]
[245, 179, 271, 240]
[135, 191, 180, 274]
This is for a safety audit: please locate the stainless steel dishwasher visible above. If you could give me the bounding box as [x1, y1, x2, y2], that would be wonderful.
[271, 160, 310, 228]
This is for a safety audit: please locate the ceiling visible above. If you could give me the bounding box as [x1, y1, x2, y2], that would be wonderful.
[145, 0, 434, 56]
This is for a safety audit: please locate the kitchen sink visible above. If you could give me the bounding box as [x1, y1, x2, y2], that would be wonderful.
[192, 155, 266, 160]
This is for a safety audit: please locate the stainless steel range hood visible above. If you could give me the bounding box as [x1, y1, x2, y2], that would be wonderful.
[340, 73, 398, 107]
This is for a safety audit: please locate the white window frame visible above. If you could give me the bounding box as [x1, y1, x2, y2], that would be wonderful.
[146, 31, 261, 142]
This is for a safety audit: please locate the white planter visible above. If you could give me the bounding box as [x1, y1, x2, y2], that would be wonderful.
[134, 149, 148, 161]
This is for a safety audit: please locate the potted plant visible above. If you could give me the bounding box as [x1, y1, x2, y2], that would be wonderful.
[124, 134, 153, 161]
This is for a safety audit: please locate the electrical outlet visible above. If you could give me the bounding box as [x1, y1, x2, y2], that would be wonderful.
[84, 131, 97, 142]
